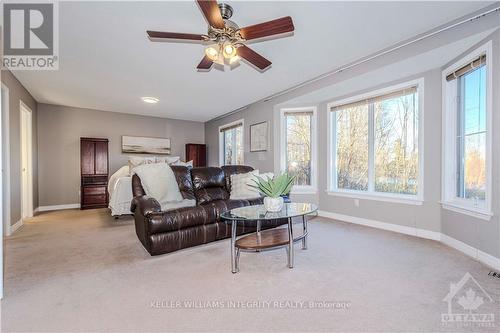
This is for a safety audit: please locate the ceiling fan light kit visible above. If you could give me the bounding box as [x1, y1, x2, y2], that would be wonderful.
[147, 0, 295, 72]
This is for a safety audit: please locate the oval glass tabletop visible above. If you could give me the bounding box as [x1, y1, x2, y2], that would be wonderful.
[220, 203, 318, 221]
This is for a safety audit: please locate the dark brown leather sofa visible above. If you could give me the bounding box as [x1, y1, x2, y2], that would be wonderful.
[131, 165, 286, 255]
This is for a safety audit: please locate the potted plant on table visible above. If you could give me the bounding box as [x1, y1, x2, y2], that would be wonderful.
[252, 173, 295, 212]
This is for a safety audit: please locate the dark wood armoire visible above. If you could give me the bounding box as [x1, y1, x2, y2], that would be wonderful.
[80, 137, 109, 210]
[185, 143, 207, 167]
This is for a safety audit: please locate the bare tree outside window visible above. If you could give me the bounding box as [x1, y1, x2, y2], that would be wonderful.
[374, 93, 418, 195]
[333, 86, 420, 196]
[336, 105, 369, 190]
[222, 124, 243, 165]
[285, 112, 312, 186]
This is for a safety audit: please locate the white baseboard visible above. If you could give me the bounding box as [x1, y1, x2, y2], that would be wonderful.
[6, 219, 23, 236]
[317, 210, 500, 270]
[36, 204, 80, 213]
[317, 210, 441, 241]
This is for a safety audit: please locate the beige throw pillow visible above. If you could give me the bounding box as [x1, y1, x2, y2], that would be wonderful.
[132, 163, 183, 210]
[230, 170, 261, 200]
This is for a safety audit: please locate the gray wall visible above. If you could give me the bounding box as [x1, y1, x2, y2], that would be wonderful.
[206, 16, 500, 258]
[441, 29, 500, 259]
[1, 70, 38, 226]
[37, 104, 204, 206]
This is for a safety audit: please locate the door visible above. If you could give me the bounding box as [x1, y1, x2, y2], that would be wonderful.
[20, 102, 33, 220]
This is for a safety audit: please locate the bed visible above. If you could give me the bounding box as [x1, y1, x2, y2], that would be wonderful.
[108, 157, 189, 216]
[108, 165, 134, 216]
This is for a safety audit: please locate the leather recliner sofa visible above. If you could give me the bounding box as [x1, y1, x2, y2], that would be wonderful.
[131, 165, 287, 255]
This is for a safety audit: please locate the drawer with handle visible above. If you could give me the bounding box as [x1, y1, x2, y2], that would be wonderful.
[83, 186, 106, 196]
[83, 194, 107, 205]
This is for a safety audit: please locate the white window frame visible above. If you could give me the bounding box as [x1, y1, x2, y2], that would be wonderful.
[279, 107, 318, 194]
[218, 119, 244, 166]
[441, 42, 492, 220]
[326, 78, 425, 205]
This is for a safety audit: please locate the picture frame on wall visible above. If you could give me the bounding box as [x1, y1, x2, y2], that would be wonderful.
[121, 135, 171, 155]
[250, 121, 268, 152]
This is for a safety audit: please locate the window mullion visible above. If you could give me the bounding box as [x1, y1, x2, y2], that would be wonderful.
[368, 103, 375, 192]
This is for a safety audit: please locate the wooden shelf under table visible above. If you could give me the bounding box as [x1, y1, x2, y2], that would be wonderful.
[235, 226, 307, 251]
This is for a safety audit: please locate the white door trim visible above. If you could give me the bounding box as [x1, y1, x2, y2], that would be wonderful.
[1, 83, 11, 238]
[20, 100, 33, 220]
[0, 81, 4, 299]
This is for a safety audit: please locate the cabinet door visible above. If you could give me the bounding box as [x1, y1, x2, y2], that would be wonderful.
[186, 145, 196, 162]
[81, 140, 95, 175]
[197, 145, 206, 167]
[94, 141, 108, 175]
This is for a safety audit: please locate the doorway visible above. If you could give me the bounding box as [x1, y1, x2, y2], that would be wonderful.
[20, 101, 33, 220]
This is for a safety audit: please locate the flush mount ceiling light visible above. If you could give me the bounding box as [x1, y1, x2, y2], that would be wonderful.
[146, 0, 295, 72]
[141, 97, 159, 104]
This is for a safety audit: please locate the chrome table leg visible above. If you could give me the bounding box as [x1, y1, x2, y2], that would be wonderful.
[256, 219, 262, 252]
[302, 215, 308, 250]
[287, 217, 294, 268]
[236, 248, 241, 272]
[231, 220, 239, 273]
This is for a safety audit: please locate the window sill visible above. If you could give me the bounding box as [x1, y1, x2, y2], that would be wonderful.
[440, 202, 493, 221]
[325, 190, 423, 205]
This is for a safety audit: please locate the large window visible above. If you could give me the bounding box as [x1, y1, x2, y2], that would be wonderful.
[442, 43, 491, 219]
[219, 120, 244, 165]
[329, 81, 422, 201]
[280, 108, 317, 192]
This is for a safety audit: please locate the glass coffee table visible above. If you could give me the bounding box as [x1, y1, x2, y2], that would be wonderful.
[220, 203, 317, 273]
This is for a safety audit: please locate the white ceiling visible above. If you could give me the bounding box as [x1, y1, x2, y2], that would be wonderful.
[12, 1, 493, 122]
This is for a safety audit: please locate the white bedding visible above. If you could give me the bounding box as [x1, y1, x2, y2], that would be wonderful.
[108, 158, 189, 216]
[108, 166, 133, 216]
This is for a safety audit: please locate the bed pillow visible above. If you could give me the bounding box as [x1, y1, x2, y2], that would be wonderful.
[172, 160, 193, 168]
[128, 156, 155, 175]
[132, 163, 183, 209]
[230, 170, 261, 200]
[156, 156, 181, 165]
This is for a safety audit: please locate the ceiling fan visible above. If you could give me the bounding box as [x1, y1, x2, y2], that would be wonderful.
[147, 0, 295, 72]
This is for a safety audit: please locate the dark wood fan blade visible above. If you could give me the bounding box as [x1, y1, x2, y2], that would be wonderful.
[239, 16, 294, 41]
[237, 45, 271, 71]
[196, 0, 225, 29]
[147, 31, 205, 41]
[197, 55, 213, 70]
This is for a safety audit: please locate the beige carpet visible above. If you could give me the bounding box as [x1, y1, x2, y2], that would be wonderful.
[1, 208, 499, 332]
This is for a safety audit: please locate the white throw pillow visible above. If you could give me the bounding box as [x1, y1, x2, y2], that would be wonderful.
[132, 163, 183, 210]
[230, 170, 261, 200]
[259, 172, 274, 182]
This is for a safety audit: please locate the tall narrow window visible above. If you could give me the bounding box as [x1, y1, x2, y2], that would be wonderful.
[374, 89, 418, 195]
[219, 121, 244, 165]
[442, 44, 491, 219]
[330, 82, 421, 200]
[281, 108, 317, 192]
[456, 65, 486, 201]
[336, 104, 369, 191]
